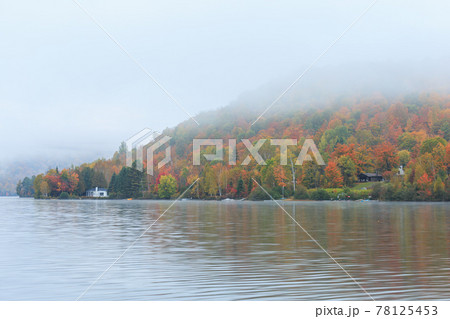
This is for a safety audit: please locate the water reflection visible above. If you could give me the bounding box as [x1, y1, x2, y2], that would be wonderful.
[0, 198, 449, 300]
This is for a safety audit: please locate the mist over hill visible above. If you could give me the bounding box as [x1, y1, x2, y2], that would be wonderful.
[4, 59, 450, 196]
[164, 59, 450, 145]
[192, 59, 450, 125]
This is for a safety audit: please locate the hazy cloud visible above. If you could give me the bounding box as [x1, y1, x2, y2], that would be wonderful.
[1, 0, 450, 164]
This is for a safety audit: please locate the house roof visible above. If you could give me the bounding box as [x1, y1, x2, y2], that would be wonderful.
[86, 188, 108, 192]
[359, 173, 382, 177]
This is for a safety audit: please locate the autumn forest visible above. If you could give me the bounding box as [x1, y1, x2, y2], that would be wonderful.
[16, 92, 450, 201]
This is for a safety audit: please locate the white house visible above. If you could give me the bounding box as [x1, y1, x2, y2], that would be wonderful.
[86, 187, 108, 198]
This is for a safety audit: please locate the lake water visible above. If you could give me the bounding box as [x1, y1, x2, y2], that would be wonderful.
[0, 197, 449, 300]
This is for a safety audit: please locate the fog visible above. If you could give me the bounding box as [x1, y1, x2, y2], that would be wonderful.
[1, 0, 450, 165]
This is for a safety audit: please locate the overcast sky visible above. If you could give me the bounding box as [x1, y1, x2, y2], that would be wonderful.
[1, 0, 450, 164]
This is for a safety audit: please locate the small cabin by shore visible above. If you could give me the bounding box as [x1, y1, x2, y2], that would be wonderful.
[86, 187, 108, 198]
[358, 173, 383, 182]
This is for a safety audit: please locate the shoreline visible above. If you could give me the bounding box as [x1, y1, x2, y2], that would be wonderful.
[12, 196, 449, 203]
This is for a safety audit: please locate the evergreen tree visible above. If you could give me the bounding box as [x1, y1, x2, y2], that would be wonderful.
[108, 173, 117, 195]
[247, 178, 254, 194]
[92, 171, 107, 188]
[16, 177, 35, 197]
[80, 167, 94, 191]
[112, 166, 144, 198]
[236, 178, 244, 197]
[75, 178, 86, 196]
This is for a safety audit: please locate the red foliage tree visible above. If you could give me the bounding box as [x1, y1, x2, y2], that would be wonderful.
[373, 142, 399, 172]
[324, 161, 344, 188]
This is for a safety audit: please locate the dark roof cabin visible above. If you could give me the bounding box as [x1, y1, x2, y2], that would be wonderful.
[358, 172, 383, 182]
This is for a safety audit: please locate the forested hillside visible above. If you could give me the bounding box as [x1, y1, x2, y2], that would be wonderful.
[17, 92, 450, 201]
